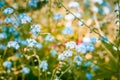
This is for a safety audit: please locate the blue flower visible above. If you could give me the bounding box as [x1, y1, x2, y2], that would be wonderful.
[62, 27, 73, 35]
[65, 41, 76, 49]
[17, 13, 32, 24]
[0, 1, 5, 8]
[3, 61, 12, 68]
[4, 17, 19, 26]
[28, 0, 39, 8]
[90, 37, 97, 43]
[86, 72, 93, 80]
[50, 49, 57, 56]
[74, 55, 83, 66]
[15, 52, 23, 58]
[76, 43, 87, 53]
[0, 32, 7, 40]
[58, 53, 65, 60]
[91, 65, 99, 71]
[76, 43, 95, 53]
[54, 13, 63, 20]
[0, 44, 6, 50]
[7, 41, 20, 50]
[83, 61, 93, 67]
[63, 50, 73, 57]
[34, 42, 42, 49]
[40, 61, 48, 71]
[3, 8, 14, 14]
[45, 34, 54, 42]
[22, 67, 30, 74]
[4, 17, 15, 24]
[26, 38, 37, 47]
[20, 40, 28, 46]
[30, 24, 41, 36]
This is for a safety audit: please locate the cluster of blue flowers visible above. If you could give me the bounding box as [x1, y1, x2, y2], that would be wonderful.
[30, 24, 41, 36]
[27, 38, 42, 49]
[17, 13, 32, 24]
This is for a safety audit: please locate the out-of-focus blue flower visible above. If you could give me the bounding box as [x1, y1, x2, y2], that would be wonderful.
[74, 55, 83, 66]
[15, 38, 27, 46]
[76, 42, 95, 53]
[40, 61, 48, 71]
[50, 49, 57, 56]
[2, 26, 7, 32]
[0, 44, 6, 50]
[45, 34, 54, 42]
[90, 37, 97, 43]
[86, 72, 93, 80]
[7, 41, 20, 49]
[3, 8, 14, 14]
[3, 61, 12, 68]
[22, 67, 30, 74]
[63, 50, 73, 57]
[65, 41, 76, 49]
[34, 42, 42, 49]
[13, 31, 19, 38]
[26, 38, 37, 47]
[8, 27, 16, 33]
[0, 1, 5, 8]
[83, 0, 90, 8]
[0, 32, 7, 39]
[62, 27, 73, 35]
[15, 52, 23, 58]
[76, 43, 87, 53]
[17, 13, 32, 24]
[28, 0, 38, 8]
[58, 53, 65, 60]
[91, 64, 99, 71]
[53, 13, 63, 20]
[20, 40, 28, 46]
[4, 17, 19, 26]
[30, 24, 41, 36]
[83, 61, 93, 67]
[85, 43, 95, 52]
[4, 17, 15, 24]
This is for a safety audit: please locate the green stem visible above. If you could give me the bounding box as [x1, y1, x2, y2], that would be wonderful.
[58, 66, 71, 78]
